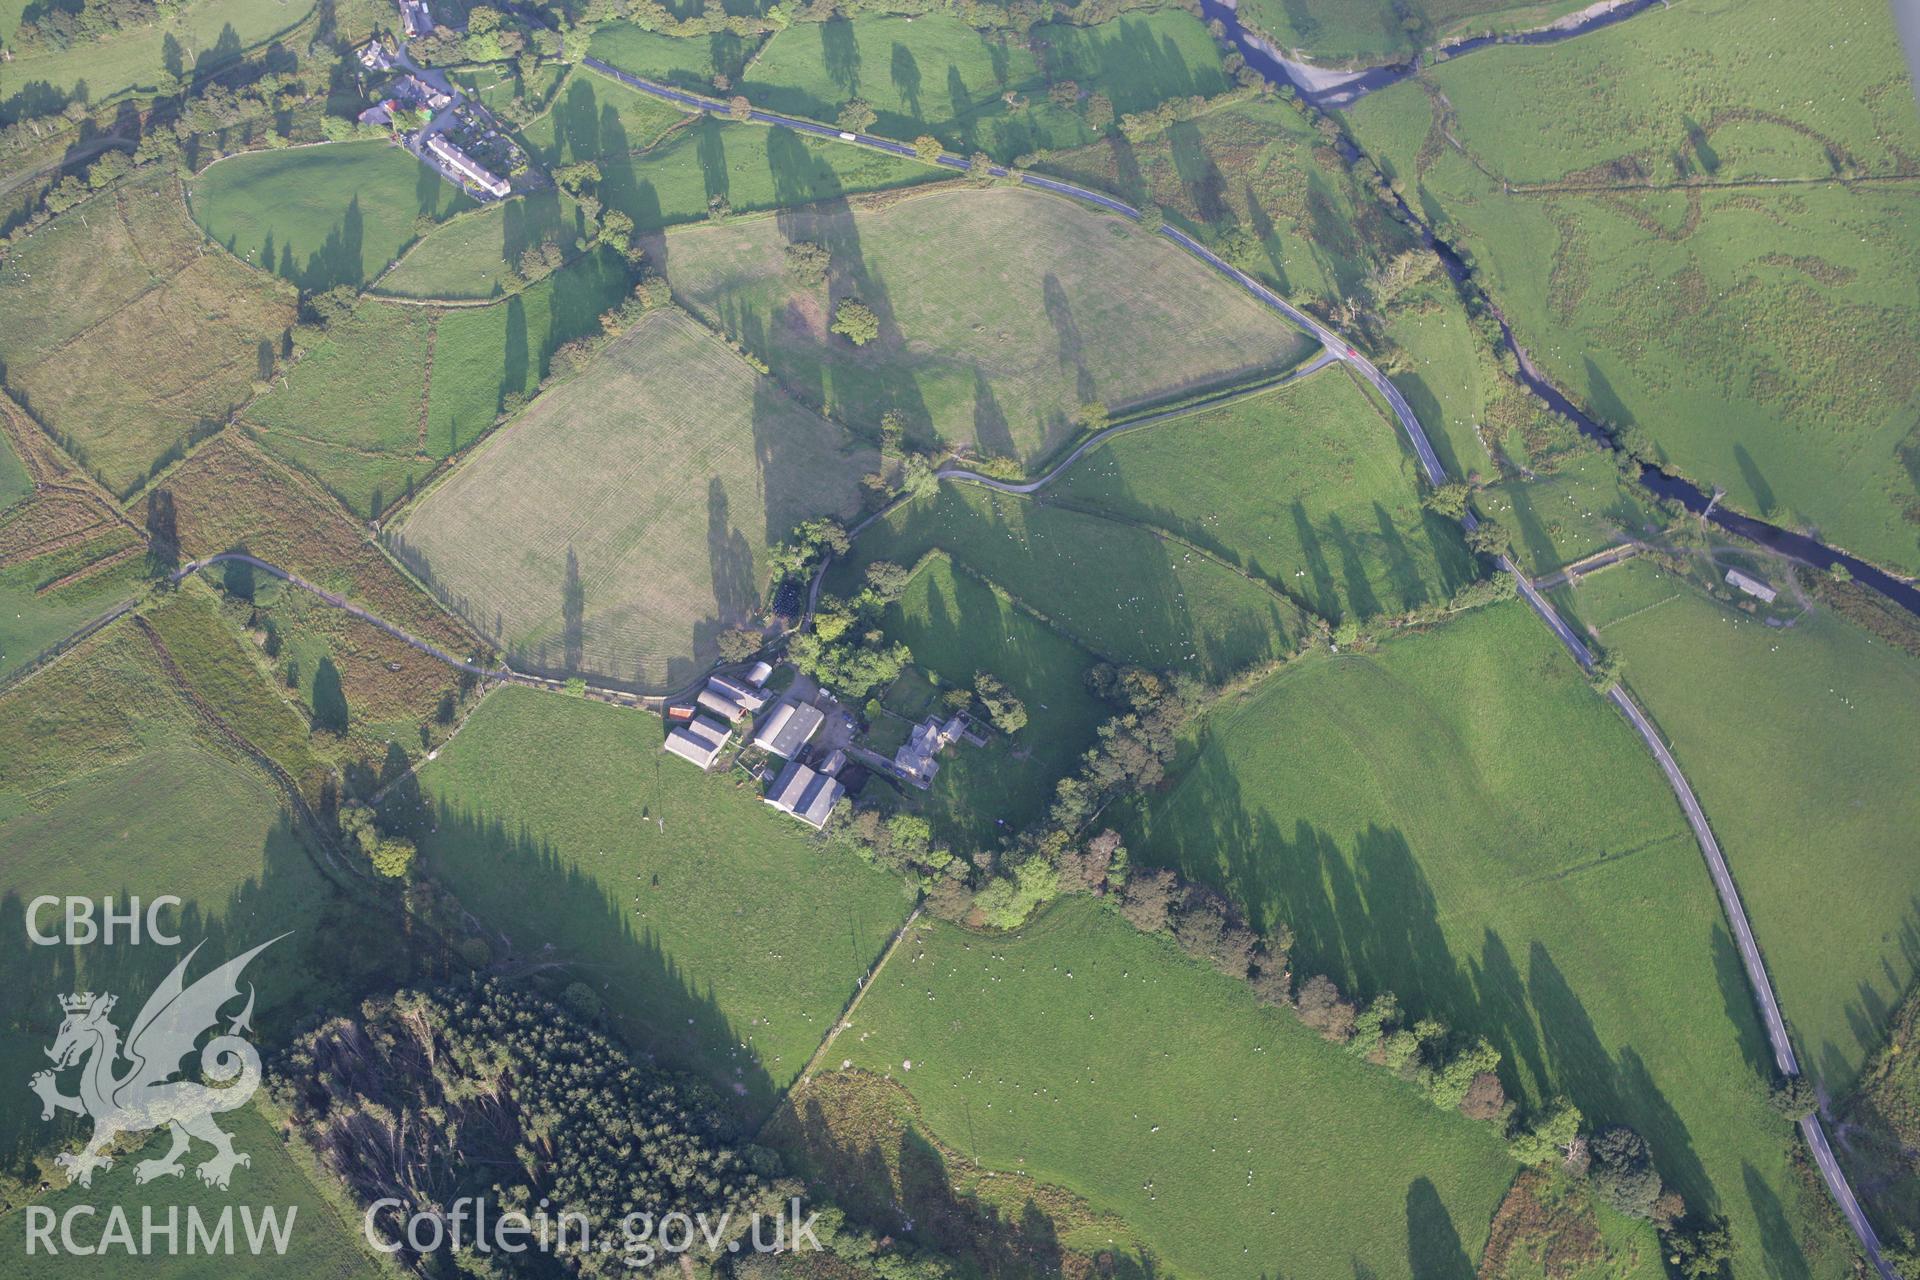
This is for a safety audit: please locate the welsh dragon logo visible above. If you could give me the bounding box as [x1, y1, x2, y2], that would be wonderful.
[29, 937, 282, 1190]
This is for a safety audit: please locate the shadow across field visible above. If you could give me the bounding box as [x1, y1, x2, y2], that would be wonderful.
[1139, 744, 1737, 1217]
[0, 817, 407, 1188]
[418, 801, 777, 1123]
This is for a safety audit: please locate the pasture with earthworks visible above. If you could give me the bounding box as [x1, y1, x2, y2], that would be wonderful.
[391, 308, 874, 691]
[666, 185, 1314, 465]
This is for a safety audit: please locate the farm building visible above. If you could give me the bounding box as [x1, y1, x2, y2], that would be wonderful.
[1725, 568, 1778, 603]
[427, 136, 511, 198]
[764, 761, 845, 829]
[697, 674, 770, 722]
[894, 714, 968, 788]
[745, 660, 774, 687]
[753, 700, 825, 758]
[662, 714, 732, 770]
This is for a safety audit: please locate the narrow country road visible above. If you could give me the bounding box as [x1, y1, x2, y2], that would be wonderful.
[569, 61, 1898, 1273]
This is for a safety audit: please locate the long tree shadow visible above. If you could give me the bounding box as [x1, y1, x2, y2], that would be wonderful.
[1406, 1177, 1474, 1280]
[415, 801, 777, 1127]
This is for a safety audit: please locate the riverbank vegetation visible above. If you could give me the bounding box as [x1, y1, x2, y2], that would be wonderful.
[1346, 0, 1920, 574]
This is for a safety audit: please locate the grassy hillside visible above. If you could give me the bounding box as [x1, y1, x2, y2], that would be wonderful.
[832, 483, 1310, 682]
[414, 686, 914, 1121]
[1125, 601, 1850, 1274]
[1347, 0, 1920, 572]
[1549, 558, 1920, 1092]
[1050, 366, 1476, 621]
[190, 140, 476, 290]
[667, 185, 1313, 464]
[392, 308, 873, 689]
[833, 898, 1519, 1277]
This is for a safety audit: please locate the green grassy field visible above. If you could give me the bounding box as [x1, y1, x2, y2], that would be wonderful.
[519, 65, 691, 167]
[832, 484, 1310, 682]
[667, 185, 1312, 463]
[738, 9, 1226, 162]
[874, 553, 1105, 849]
[372, 189, 586, 300]
[835, 897, 1518, 1277]
[0, 172, 296, 494]
[1347, 0, 1920, 573]
[1122, 600, 1850, 1274]
[1481, 447, 1668, 577]
[246, 249, 631, 518]
[0, 0, 315, 110]
[2, 1103, 385, 1279]
[392, 308, 873, 689]
[1548, 558, 1920, 1093]
[1235, 0, 1590, 64]
[586, 22, 756, 92]
[1050, 366, 1476, 621]
[190, 140, 475, 290]
[414, 685, 915, 1120]
[1035, 94, 1418, 307]
[0, 535, 143, 681]
[0, 432, 29, 511]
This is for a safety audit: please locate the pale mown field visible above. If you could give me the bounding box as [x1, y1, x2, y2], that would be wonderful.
[392, 309, 874, 690]
[666, 186, 1314, 466]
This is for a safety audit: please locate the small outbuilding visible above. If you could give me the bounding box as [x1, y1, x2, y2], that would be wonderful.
[744, 660, 774, 687]
[1725, 568, 1778, 604]
[764, 760, 845, 829]
[662, 714, 731, 770]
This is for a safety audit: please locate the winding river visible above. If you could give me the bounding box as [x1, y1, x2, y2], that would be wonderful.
[1200, 0, 1920, 614]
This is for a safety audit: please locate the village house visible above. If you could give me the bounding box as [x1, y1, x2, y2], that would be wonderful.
[764, 760, 845, 829]
[398, 0, 433, 38]
[358, 40, 395, 72]
[662, 714, 731, 770]
[753, 699, 825, 759]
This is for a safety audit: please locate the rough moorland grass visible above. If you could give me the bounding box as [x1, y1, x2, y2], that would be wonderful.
[190, 140, 476, 290]
[832, 484, 1309, 682]
[836, 898, 1517, 1277]
[1550, 558, 1920, 1093]
[151, 432, 466, 726]
[667, 185, 1312, 463]
[1235, 0, 1590, 64]
[1348, 0, 1920, 571]
[393, 309, 873, 690]
[1124, 601, 1848, 1274]
[373, 189, 585, 300]
[248, 249, 632, 518]
[1035, 94, 1418, 306]
[0, 431, 29, 511]
[874, 553, 1105, 849]
[415, 686, 914, 1121]
[0, 172, 296, 494]
[1050, 366, 1476, 621]
[739, 10, 1226, 161]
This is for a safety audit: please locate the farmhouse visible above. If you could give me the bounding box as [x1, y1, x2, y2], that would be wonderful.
[764, 760, 845, 829]
[894, 713, 968, 788]
[753, 700, 826, 759]
[427, 135, 511, 199]
[1725, 568, 1778, 603]
[697, 674, 770, 722]
[358, 40, 395, 71]
[662, 714, 732, 770]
